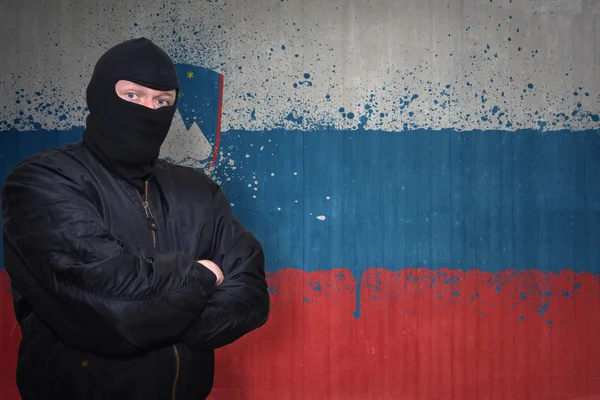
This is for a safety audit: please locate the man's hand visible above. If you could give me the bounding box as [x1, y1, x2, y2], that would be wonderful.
[197, 260, 224, 286]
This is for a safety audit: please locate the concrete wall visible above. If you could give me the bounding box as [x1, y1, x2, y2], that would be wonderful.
[1, 0, 600, 398]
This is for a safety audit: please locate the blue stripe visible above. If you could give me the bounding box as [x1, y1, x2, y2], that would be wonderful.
[1, 128, 599, 276]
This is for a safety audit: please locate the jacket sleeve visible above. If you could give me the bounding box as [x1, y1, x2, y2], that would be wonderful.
[181, 185, 270, 350]
[1, 158, 217, 356]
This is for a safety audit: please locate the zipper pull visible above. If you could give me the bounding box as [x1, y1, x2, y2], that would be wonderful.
[141, 200, 158, 231]
[148, 217, 158, 231]
[143, 181, 157, 231]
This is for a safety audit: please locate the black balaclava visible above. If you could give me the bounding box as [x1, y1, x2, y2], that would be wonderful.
[82, 37, 179, 193]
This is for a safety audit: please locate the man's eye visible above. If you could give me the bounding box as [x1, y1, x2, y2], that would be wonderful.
[126, 93, 137, 100]
[157, 99, 171, 107]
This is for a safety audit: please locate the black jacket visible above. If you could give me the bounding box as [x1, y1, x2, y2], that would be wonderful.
[1, 142, 269, 400]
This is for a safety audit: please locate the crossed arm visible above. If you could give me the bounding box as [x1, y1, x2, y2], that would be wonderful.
[1, 158, 269, 356]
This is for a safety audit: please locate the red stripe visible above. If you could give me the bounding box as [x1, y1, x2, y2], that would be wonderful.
[3, 268, 599, 399]
[210, 268, 600, 399]
[0, 270, 19, 400]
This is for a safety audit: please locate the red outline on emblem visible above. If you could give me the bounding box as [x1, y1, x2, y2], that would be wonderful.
[208, 74, 224, 171]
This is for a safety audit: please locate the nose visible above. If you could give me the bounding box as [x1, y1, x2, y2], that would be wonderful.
[142, 98, 156, 109]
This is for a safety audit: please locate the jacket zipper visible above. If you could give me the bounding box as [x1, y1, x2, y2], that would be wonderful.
[137, 180, 181, 400]
[138, 181, 157, 248]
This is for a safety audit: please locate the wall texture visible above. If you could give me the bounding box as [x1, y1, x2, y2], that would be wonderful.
[1, 0, 600, 399]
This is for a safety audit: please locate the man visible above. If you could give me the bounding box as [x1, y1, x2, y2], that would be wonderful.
[1, 37, 269, 399]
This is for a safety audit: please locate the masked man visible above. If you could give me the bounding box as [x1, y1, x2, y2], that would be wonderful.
[1, 37, 269, 400]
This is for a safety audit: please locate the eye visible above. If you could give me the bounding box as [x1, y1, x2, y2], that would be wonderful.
[125, 92, 138, 101]
[156, 98, 172, 107]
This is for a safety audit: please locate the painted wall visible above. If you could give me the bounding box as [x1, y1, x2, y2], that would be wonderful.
[2, 0, 600, 399]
